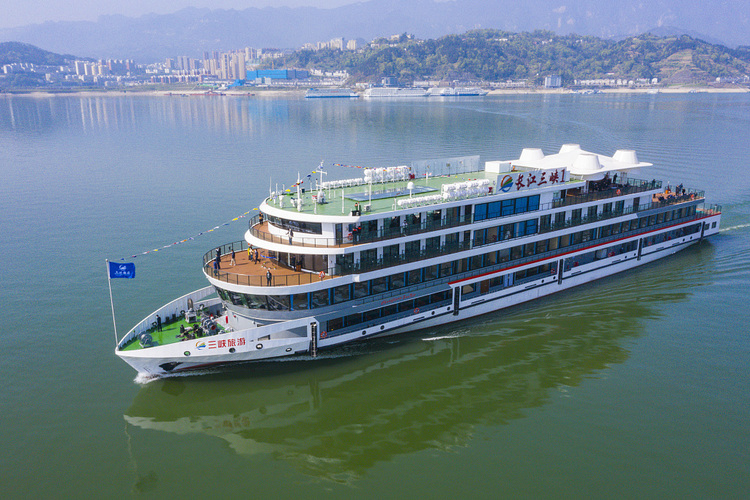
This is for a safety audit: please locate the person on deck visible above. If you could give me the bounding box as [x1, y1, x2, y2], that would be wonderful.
[266, 269, 272, 286]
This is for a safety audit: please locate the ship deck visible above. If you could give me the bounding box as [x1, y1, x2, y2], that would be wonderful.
[267, 171, 526, 217]
[209, 245, 325, 286]
[119, 317, 228, 352]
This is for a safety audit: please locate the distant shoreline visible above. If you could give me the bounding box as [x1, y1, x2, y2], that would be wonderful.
[2, 85, 748, 98]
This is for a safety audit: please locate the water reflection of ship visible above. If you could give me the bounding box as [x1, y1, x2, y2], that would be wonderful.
[124, 246, 709, 482]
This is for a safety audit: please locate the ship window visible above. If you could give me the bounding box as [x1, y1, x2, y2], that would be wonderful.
[511, 245, 523, 260]
[383, 244, 400, 265]
[548, 237, 559, 251]
[461, 283, 477, 297]
[471, 254, 483, 270]
[572, 208, 582, 222]
[407, 269, 422, 285]
[487, 201, 502, 219]
[540, 215, 551, 231]
[327, 317, 343, 332]
[426, 236, 440, 252]
[424, 265, 438, 282]
[515, 197, 528, 214]
[486, 226, 499, 243]
[485, 251, 498, 265]
[489, 276, 504, 289]
[382, 304, 398, 317]
[475, 203, 488, 221]
[245, 294, 267, 310]
[572, 232, 583, 245]
[528, 195, 540, 211]
[267, 295, 290, 311]
[311, 289, 330, 308]
[603, 202, 612, 214]
[455, 258, 468, 273]
[498, 248, 510, 262]
[354, 282, 370, 299]
[524, 243, 535, 257]
[364, 309, 380, 322]
[502, 199, 515, 216]
[501, 224, 514, 240]
[292, 293, 309, 310]
[415, 295, 430, 308]
[398, 300, 413, 313]
[440, 261, 454, 277]
[360, 248, 377, 269]
[333, 284, 351, 304]
[474, 229, 486, 246]
[389, 272, 406, 290]
[554, 211, 565, 226]
[371, 277, 388, 295]
[615, 200, 624, 214]
[536, 239, 548, 254]
[345, 313, 363, 327]
[227, 291, 246, 306]
[464, 205, 472, 221]
[587, 206, 598, 220]
[405, 240, 420, 255]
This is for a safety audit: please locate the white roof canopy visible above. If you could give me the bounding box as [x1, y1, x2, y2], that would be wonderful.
[510, 144, 652, 181]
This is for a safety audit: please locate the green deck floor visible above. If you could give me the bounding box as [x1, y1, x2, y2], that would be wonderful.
[121, 317, 223, 351]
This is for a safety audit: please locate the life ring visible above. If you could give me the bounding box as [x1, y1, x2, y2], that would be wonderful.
[414, 307, 420, 314]
[320, 331, 327, 339]
[319, 271, 325, 280]
[347, 232, 353, 241]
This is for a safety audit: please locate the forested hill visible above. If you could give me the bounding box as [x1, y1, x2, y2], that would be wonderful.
[281, 30, 750, 85]
[0, 42, 79, 66]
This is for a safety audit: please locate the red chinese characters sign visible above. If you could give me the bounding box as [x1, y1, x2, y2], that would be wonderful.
[508, 168, 565, 193]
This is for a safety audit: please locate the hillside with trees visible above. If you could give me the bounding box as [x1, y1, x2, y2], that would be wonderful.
[0, 41, 78, 66]
[281, 30, 750, 85]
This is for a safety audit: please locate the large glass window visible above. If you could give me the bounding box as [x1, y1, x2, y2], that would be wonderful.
[354, 281, 370, 299]
[292, 293, 309, 310]
[333, 284, 351, 304]
[311, 289, 329, 308]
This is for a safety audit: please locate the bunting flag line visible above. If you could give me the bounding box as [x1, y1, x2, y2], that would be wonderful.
[115, 210, 253, 261]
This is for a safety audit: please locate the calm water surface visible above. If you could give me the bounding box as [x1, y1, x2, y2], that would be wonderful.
[1, 93, 748, 498]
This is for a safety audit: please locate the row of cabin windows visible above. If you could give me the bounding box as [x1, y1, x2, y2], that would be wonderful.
[220, 205, 698, 311]
[325, 291, 453, 338]
[642, 223, 701, 248]
[474, 194, 541, 221]
[265, 214, 322, 234]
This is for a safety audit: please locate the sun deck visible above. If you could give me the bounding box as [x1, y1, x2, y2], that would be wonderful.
[266, 170, 534, 217]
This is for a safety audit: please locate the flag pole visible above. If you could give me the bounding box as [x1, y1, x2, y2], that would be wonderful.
[106, 259, 119, 346]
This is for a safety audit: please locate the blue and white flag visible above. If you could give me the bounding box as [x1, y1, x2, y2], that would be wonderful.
[109, 262, 136, 279]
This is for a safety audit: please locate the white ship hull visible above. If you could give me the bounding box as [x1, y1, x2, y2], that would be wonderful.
[117, 214, 719, 377]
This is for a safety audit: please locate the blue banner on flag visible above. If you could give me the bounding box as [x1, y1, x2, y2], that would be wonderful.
[109, 262, 136, 279]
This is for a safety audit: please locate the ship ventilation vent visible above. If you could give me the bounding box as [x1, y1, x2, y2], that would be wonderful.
[519, 148, 544, 161]
[613, 149, 638, 164]
[571, 153, 606, 180]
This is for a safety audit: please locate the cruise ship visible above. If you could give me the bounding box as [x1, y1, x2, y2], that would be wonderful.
[116, 144, 721, 377]
[305, 88, 359, 98]
[363, 87, 428, 98]
[427, 87, 489, 97]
